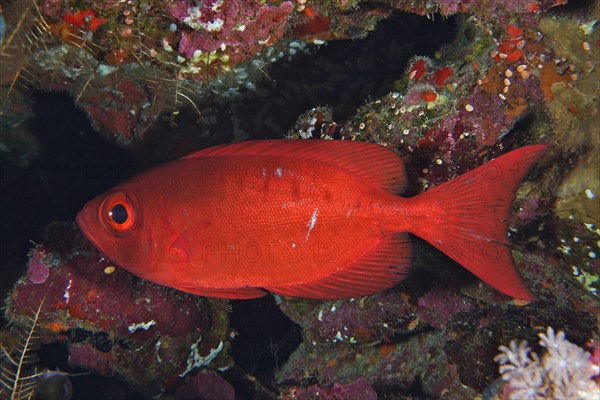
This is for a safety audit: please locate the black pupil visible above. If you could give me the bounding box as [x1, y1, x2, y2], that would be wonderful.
[110, 204, 128, 224]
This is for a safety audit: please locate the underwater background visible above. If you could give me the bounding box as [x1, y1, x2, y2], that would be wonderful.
[0, 0, 598, 399]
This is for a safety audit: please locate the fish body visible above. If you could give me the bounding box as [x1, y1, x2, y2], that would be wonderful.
[76, 140, 548, 300]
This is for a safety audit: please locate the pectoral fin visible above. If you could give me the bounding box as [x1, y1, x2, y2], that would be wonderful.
[166, 220, 212, 263]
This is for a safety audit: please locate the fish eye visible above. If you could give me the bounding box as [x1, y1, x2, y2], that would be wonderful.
[101, 191, 136, 234]
[109, 203, 128, 224]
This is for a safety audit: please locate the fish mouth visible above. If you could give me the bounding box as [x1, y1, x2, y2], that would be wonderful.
[76, 206, 125, 266]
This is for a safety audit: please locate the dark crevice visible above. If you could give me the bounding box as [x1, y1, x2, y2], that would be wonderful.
[229, 296, 303, 379]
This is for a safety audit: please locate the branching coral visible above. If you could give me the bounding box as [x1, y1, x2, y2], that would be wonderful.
[495, 327, 599, 400]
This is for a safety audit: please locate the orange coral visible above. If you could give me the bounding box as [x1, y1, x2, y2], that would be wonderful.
[537, 63, 571, 103]
[63, 9, 106, 32]
[44, 322, 69, 333]
[433, 66, 453, 87]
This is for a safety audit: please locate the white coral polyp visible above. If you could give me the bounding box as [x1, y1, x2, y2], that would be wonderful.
[539, 327, 596, 398]
[495, 339, 536, 379]
[505, 364, 547, 400]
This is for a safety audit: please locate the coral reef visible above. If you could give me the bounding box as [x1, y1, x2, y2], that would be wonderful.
[0, 0, 575, 144]
[273, 252, 598, 397]
[0, 0, 394, 143]
[5, 223, 232, 397]
[539, 15, 600, 228]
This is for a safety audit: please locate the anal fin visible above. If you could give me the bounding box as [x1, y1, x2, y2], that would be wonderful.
[177, 285, 268, 299]
[266, 234, 411, 299]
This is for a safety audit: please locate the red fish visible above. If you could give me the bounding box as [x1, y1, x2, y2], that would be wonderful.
[76, 140, 548, 300]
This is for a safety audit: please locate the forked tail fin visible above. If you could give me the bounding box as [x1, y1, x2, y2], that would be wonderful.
[407, 145, 549, 300]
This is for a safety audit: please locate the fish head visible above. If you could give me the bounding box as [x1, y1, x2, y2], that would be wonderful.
[77, 185, 157, 279]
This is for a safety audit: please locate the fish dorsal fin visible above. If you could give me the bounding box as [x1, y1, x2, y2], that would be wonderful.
[182, 140, 407, 194]
[265, 234, 411, 299]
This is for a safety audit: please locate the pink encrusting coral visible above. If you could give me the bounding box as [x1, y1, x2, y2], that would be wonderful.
[171, 0, 294, 61]
[27, 246, 50, 284]
[495, 327, 600, 399]
[281, 378, 377, 400]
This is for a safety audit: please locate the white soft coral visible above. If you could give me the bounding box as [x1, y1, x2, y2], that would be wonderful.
[495, 339, 536, 378]
[495, 339, 546, 399]
[495, 327, 599, 400]
[538, 327, 598, 399]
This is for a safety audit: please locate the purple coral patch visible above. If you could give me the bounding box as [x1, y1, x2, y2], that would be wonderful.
[417, 288, 476, 327]
[175, 1, 293, 59]
[69, 343, 111, 375]
[175, 371, 235, 400]
[290, 378, 377, 400]
[27, 248, 50, 284]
